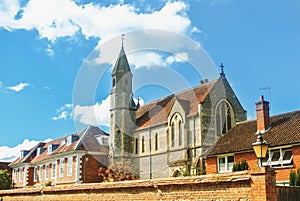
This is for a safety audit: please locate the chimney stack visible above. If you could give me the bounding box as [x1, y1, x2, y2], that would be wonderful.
[255, 95, 270, 132]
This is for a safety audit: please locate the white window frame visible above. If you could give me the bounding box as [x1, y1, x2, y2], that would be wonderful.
[217, 155, 234, 173]
[19, 168, 23, 183]
[45, 164, 49, 180]
[39, 166, 43, 181]
[15, 169, 19, 182]
[60, 158, 65, 177]
[67, 157, 72, 176]
[67, 136, 72, 145]
[34, 166, 38, 181]
[48, 144, 52, 154]
[52, 162, 56, 179]
[262, 147, 293, 168]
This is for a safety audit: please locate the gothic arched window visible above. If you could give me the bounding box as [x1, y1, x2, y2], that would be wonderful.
[155, 133, 158, 151]
[135, 138, 139, 154]
[169, 113, 184, 147]
[142, 136, 145, 153]
[171, 122, 175, 147]
[215, 100, 234, 136]
[178, 120, 183, 146]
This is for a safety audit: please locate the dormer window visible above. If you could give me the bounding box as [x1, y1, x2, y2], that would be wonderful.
[20, 150, 29, 158]
[48, 145, 52, 154]
[67, 136, 72, 145]
[66, 135, 79, 145]
[95, 134, 109, 146]
[37, 147, 46, 156]
[47, 144, 59, 154]
[61, 139, 66, 146]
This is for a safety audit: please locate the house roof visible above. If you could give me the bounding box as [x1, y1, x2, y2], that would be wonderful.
[135, 79, 218, 129]
[10, 126, 108, 166]
[208, 110, 300, 156]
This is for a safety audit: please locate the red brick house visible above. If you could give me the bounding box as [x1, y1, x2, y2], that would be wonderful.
[9, 126, 109, 188]
[206, 96, 300, 185]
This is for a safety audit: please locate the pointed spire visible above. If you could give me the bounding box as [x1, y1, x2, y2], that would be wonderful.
[220, 63, 226, 77]
[112, 34, 131, 76]
[136, 97, 140, 110]
[121, 33, 125, 48]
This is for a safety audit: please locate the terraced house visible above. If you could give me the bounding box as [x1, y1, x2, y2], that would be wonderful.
[10, 126, 108, 187]
[206, 96, 300, 185]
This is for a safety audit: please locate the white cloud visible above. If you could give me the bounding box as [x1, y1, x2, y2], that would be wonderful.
[73, 95, 110, 127]
[166, 52, 189, 64]
[7, 82, 30, 92]
[46, 44, 54, 56]
[73, 96, 144, 127]
[0, 138, 52, 162]
[128, 52, 167, 69]
[127, 51, 189, 69]
[0, 0, 195, 42]
[52, 103, 72, 120]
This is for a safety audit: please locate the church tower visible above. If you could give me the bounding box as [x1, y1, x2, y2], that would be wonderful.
[110, 35, 137, 166]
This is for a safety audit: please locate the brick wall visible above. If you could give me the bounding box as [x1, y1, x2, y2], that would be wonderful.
[207, 146, 300, 183]
[206, 156, 217, 173]
[0, 167, 277, 201]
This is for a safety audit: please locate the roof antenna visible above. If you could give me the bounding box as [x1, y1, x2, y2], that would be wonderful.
[121, 34, 125, 47]
[259, 87, 271, 110]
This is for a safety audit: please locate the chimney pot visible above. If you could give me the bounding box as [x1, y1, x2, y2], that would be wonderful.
[260, 95, 264, 101]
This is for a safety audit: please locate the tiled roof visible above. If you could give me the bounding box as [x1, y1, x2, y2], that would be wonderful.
[208, 110, 300, 156]
[135, 79, 217, 129]
[10, 126, 108, 166]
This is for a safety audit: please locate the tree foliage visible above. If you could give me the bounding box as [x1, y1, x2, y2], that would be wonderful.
[289, 168, 300, 186]
[0, 170, 12, 190]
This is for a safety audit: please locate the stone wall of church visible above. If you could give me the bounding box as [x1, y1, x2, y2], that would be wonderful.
[200, 77, 247, 147]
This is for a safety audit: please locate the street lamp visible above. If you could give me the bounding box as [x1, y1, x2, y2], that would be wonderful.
[252, 132, 269, 167]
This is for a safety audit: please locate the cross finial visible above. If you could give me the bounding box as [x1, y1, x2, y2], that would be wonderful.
[220, 63, 225, 77]
[121, 34, 125, 47]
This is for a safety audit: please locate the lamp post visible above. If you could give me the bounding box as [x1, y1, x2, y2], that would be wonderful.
[252, 133, 269, 167]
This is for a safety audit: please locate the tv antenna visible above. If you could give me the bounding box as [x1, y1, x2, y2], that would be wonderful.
[259, 87, 271, 110]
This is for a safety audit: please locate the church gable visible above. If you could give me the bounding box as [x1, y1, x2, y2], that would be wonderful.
[199, 76, 247, 148]
[135, 80, 218, 130]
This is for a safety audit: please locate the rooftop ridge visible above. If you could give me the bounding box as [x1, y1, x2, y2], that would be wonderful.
[138, 78, 218, 109]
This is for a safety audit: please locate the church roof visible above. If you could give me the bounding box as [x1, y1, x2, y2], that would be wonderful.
[112, 46, 131, 76]
[207, 110, 300, 156]
[135, 79, 218, 129]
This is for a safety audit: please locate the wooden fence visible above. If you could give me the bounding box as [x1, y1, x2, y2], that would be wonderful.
[277, 186, 300, 201]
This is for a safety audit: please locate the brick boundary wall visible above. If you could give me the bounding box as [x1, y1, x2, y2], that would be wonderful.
[0, 167, 276, 201]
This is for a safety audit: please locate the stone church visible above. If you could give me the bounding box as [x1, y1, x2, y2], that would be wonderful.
[109, 44, 247, 179]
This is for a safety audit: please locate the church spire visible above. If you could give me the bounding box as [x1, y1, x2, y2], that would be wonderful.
[112, 34, 131, 77]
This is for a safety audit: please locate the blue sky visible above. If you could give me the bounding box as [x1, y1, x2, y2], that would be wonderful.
[0, 0, 299, 162]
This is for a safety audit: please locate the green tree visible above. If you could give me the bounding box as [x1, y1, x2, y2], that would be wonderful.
[289, 169, 296, 186]
[0, 170, 12, 190]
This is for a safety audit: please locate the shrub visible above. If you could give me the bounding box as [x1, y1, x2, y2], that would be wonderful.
[45, 181, 52, 187]
[0, 170, 12, 190]
[232, 159, 249, 172]
[289, 168, 300, 186]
